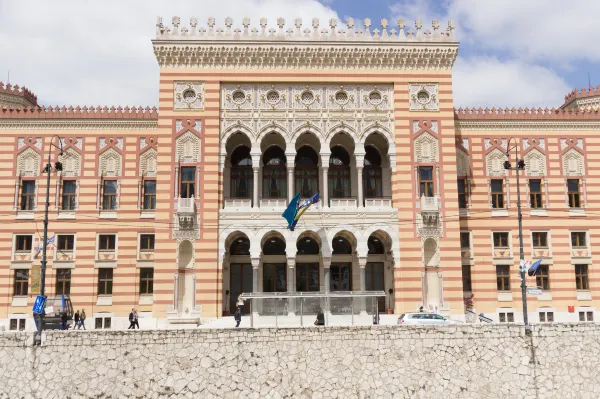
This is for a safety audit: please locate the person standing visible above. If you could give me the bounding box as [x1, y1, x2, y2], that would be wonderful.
[128, 309, 136, 329]
[236, 295, 245, 315]
[74, 310, 80, 329]
[60, 311, 68, 330]
[134, 309, 140, 329]
[234, 307, 242, 328]
[79, 309, 86, 330]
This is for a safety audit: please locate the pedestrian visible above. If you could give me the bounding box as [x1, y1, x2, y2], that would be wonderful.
[60, 311, 68, 330]
[234, 306, 242, 328]
[419, 306, 424, 313]
[434, 306, 439, 315]
[128, 308, 136, 329]
[79, 309, 86, 330]
[134, 309, 140, 329]
[74, 310, 80, 329]
[314, 309, 325, 326]
[236, 295, 245, 314]
[373, 312, 380, 325]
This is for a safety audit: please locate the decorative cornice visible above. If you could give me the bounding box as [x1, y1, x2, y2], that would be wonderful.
[563, 85, 600, 108]
[0, 105, 158, 120]
[0, 119, 158, 130]
[152, 17, 458, 70]
[456, 120, 600, 131]
[0, 82, 37, 106]
[454, 107, 600, 120]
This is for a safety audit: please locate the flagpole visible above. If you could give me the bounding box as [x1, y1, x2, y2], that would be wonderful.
[35, 136, 63, 345]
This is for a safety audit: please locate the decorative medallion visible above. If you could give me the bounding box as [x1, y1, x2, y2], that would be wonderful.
[408, 83, 439, 111]
[174, 81, 204, 110]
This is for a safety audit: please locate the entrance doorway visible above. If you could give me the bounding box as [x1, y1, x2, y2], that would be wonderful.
[230, 263, 253, 315]
[366, 262, 385, 312]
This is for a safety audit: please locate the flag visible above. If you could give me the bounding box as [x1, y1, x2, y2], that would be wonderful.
[527, 259, 543, 277]
[281, 192, 319, 231]
[61, 294, 66, 311]
[35, 235, 55, 258]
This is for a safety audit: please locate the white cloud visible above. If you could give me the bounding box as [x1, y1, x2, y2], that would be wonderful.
[0, 0, 338, 106]
[453, 57, 570, 108]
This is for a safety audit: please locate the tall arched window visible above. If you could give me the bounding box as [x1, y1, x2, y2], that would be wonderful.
[329, 146, 351, 199]
[364, 146, 382, 199]
[230, 236, 250, 256]
[295, 146, 319, 198]
[230, 146, 252, 199]
[296, 237, 320, 255]
[262, 146, 286, 199]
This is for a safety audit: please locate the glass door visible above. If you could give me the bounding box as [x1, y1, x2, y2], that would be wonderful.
[230, 263, 253, 315]
[366, 262, 385, 312]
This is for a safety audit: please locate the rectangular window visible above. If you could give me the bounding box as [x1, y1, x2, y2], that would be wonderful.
[61, 180, 77, 210]
[539, 311, 554, 323]
[20, 180, 35, 210]
[13, 269, 29, 296]
[9, 319, 26, 331]
[180, 167, 196, 199]
[529, 179, 543, 208]
[98, 268, 113, 295]
[496, 265, 510, 291]
[98, 234, 116, 251]
[536, 265, 550, 291]
[102, 180, 118, 210]
[418, 167, 434, 197]
[262, 264, 287, 292]
[139, 234, 155, 251]
[462, 265, 472, 292]
[567, 179, 581, 208]
[499, 312, 514, 323]
[95, 317, 112, 329]
[532, 232, 548, 248]
[491, 179, 504, 208]
[579, 311, 594, 322]
[493, 232, 509, 248]
[571, 232, 586, 248]
[15, 235, 32, 252]
[457, 179, 467, 209]
[143, 180, 156, 210]
[57, 235, 74, 251]
[56, 269, 71, 296]
[139, 268, 154, 295]
[575, 264, 589, 290]
[460, 232, 470, 249]
[295, 263, 320, 292]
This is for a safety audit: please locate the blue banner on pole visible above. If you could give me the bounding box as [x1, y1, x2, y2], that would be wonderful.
[32, 295, 46, 315]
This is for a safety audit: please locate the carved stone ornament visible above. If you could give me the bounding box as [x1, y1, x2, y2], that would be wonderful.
[98, 148, 122, 177]
[409, 83, 439, 111]
[16, 147, 41, 177]
[176, 131, 201, 163]
[486, 148, 507, 177]
[456, 150, 469, 177]
[563, 148, 584, 176]
[524, 149, 546, 177]
[140, 148, 158, 176]
[58, 148, 81, 177]
[174, 81, 204, 110]
[414, 132, 438, 163]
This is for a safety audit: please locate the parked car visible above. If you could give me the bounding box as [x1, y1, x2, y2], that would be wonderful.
[41, 296, 74, 330]
[397, 312, 462, 325]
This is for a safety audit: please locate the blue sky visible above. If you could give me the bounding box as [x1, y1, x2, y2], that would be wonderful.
[1, 0, 599, 107]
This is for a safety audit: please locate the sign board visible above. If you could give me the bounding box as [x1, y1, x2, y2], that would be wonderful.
[32, 295, 46, 315]
[30, 265, 41, 295]
[519, 260, 531, 273]
[44, 306, 54, 315]
[527, 288, 543, 295]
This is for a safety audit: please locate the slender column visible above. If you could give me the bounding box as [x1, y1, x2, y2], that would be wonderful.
[251, 257, 260, 317]
[287, 167, 294, 202]
[322, 257, 331, 317]
[583, 178, 588, 208]
[322, 167, 329, 207]
[174, 166, 179, 198]
[358, 257, 367, 315]
[287, 257, 295, 316]
[357, 166, 364, 208]
[252, 167, 259, 208]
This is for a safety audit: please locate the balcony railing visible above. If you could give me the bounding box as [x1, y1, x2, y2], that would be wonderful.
[329, 197, 357, 208]
[420, 195, 440, 212]
[493, 247, 512, 258]
[178, 196, 195, 213]
[364, 197, 392, 208]
[224, 198, 253, 209]
[55, 250, 75, 262]
[260, 198, 287, 209]
[571, 247, 590, 258]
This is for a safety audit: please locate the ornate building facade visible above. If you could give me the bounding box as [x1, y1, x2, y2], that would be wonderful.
[1, 16, 600, 330]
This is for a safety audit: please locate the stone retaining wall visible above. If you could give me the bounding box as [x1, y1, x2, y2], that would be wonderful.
[0, 324, 599, 398]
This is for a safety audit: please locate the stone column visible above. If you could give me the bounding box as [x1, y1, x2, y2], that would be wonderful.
[287, 257, 296, 316]
[322, 167, 329, 207]
[287, 166, 294, 202]
[358, 257, 368, 315]
[174, 166, 179, 198]
[357, 166, 364, 208]
[251, 257, 260, 316]
[252, 166, 259, 209]
[322, 257, 331, 316]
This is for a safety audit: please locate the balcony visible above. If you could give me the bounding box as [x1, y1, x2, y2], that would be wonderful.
[420, 195, 440, 213]
[224, 198, 252, 210]
[329, 198, 357, 208]
[571, 246, 591, 260]
[417, 195, 441, 237]
[55, 250, 75, 262]
[492, 247, 513, 265]
[364, 197, 392, 209]
[260, 198, 287, 209]
[177, 196, 196, 229]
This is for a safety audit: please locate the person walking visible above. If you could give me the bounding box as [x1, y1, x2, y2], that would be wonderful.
[236, 295, 245, 315]
[128, 309, 136, 329]
[79, 309, 86, 330]
[234, 306, 242, 328]
[133, 309, 140, 329]
[74, 310, 80, 329]
[60, 311, 68, 330]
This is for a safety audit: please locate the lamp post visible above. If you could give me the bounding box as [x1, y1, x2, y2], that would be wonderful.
[35, 136, 63, 345]
[503, 138, 530, 331]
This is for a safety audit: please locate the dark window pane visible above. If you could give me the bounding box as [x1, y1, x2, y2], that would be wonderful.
[180, 167, 196, 199]
[460, 232, 470, 249]
[140, 268, 154, 295]
[99, 235, 116, 250]
[567, 179, 579, 192]
[529, 179, 541, 192]
[140, 234, 155, 251]
[297, 238, 320, 255]
[62, 181, 77, 210]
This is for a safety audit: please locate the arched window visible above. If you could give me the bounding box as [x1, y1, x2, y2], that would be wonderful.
[329, 146, 351, 199]
[297, 236, 320, 255]
[295, 146, 319, 198]
[332, 236, 353, 255]
[230, 236, 250, 256]
[230, 146, 252, 199]
[262, 146, 286, 199]
[367, 236, 385, 254]
[262, 237, 286, 255]
[364, 146, 382, 199]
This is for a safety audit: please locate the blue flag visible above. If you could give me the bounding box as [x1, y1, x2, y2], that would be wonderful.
[528, 259, 543, 277]
[282, 193, 320, 231]
[35, 235, 55, 258]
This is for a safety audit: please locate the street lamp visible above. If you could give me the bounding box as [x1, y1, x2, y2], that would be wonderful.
[35, 136, 63, 345]
[503, 137, 530, 332]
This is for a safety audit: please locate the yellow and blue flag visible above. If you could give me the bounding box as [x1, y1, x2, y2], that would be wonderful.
[282, 192, 320, 231]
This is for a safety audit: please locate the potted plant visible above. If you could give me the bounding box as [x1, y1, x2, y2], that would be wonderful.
[464, 294, 474, 310]
[386, 288, 394, 314]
